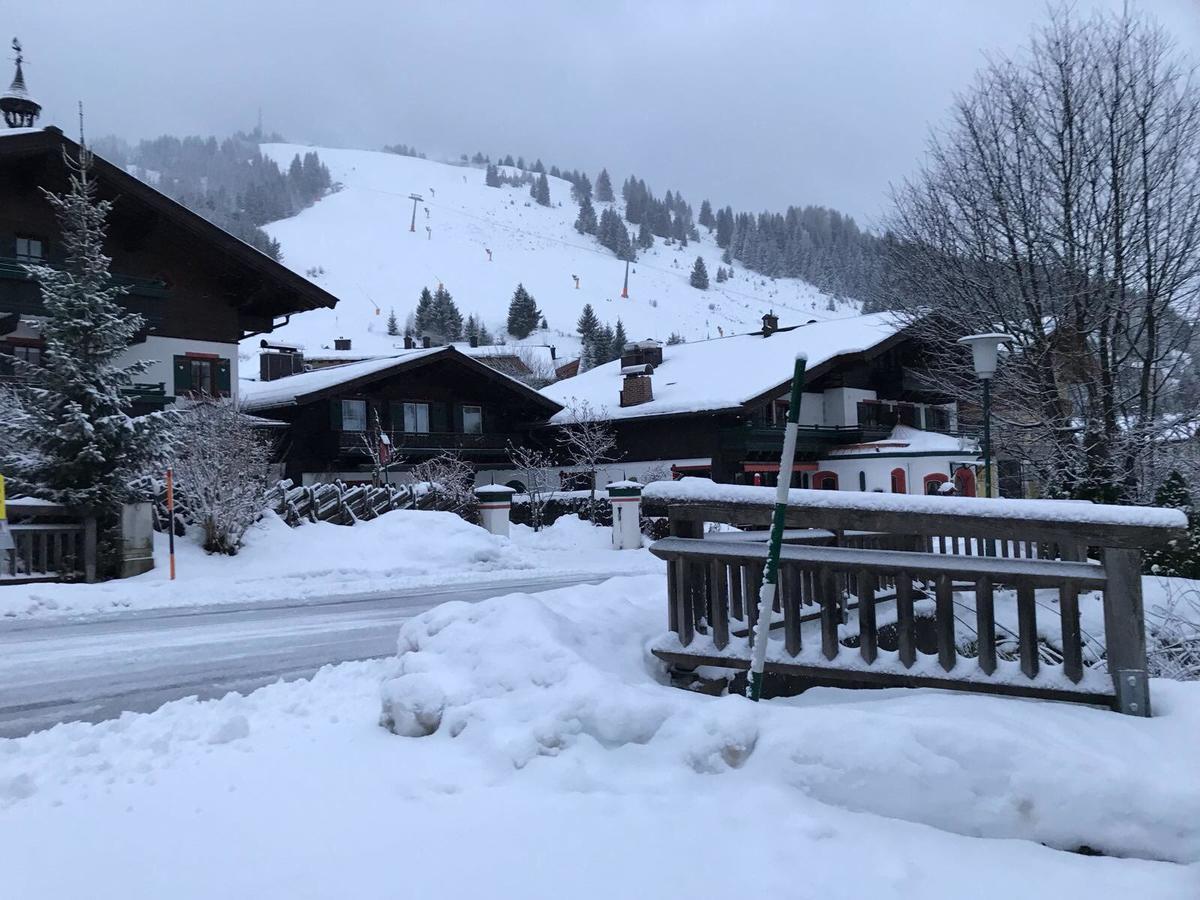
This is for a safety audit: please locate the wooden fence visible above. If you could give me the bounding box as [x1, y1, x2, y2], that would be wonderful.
[644, 482, 1186, 715]
[262, 479, 421, 527]
[1, 499, 97, 584]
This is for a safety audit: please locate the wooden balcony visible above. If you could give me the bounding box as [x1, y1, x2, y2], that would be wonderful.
[337, 430, 515, 458]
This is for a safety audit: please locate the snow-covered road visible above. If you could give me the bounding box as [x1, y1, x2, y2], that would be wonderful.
[0, 573, 602, 737]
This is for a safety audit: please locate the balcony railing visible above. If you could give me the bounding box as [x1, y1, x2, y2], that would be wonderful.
[720, 424, 892, 455]
[0, 257, 171, 298]
[338, 431, 515, 456]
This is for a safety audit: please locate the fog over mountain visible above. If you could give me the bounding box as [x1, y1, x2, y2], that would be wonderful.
[10, 1, 1199, 223]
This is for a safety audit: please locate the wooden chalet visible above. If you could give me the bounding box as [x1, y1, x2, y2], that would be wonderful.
[240, 346, 563, 485]
[539, 312, 989, 496]
[1, 113, 339, 412]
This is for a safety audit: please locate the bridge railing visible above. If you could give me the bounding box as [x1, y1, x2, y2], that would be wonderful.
[643, 479, 1186, 715]
[2, 499, 97, 584]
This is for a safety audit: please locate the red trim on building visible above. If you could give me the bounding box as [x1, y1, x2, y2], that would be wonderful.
[742, 462, 819, 473]
[812, 470, 839, 490]
[890, 467, 907, 494]
[923, 472, 949, 494]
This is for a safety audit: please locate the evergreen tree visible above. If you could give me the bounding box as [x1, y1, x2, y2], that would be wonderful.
[506, 283, 541, 338]
[386, 307, 399, 336]
[534, 172, 551, 207]
[485, 163, 501, 187]
[574, 196, 598, 234]
[611, 319, 628, 360]
[532, 159, 545, 173]
[595, 324, 616, 363]
[576, 303, 600, 343]
[689, 255, 709, 289]
[1145, 471, 1200, 577]
[637, 220, 654, 250]
[432, 286, 463, 341]
[578, 334, 597, 373]
[414, 287, 437, 335]
[1, 148, 168, 557]
[595, 168, 614, 202]
[698, 199, 715, 230]
[666, 331, 686, 345]
[516, 156, 526, 170]
[570, 172, 592, 204]
[715, 266, 727, 283]
[501, 154, 515, 167]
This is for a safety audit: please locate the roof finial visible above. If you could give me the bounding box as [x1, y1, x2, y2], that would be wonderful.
[2, 37, 42, 128]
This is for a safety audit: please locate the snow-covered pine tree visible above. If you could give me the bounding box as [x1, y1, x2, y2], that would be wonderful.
[699, 199, 714, 230]
[570, 172, 592, 204]
[690, 256, 709, 289]
[610, 319, 628, 360]
[3, 146, 170, 551]
[414, 287, 436, 335]
[386, 307, 399, 336]
[574, 196, 598, 235]
[485, 163, 501, 187]
[637, 220, 654, 250]
[506, 283, 541, 339]
[1145, 471, 1200, 578]
[534, 172, 551, 207]
[595, 168, 614, 202]
[432, 286, 463, 341]
[715, 265, 727, 283]
[595, 324, 616, 363]
[576, 303, 600, 344]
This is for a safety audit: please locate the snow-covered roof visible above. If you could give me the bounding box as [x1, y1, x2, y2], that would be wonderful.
[542, 313, 904, 423]
[239, 345, 562, 414]
[239, 349, 443, 411]
[826, 424, 977, 456]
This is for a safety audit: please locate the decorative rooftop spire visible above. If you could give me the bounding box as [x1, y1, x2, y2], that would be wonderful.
[1, 38, 42, 129]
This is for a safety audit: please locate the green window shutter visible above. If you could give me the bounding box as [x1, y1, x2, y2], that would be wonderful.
[173, 356, 191, 395]
[330, 399, 343, 430]
[452, 404, 464, 433]
[430, 401, 449, 433]
[390, 402, 404, 431]
[216, 358, 231, 396]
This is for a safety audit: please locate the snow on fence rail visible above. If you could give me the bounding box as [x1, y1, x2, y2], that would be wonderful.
[646, 479, 1186, 714]
[1, 499, 97, 584]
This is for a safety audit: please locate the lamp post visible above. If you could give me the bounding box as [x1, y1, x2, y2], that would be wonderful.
[957, 333, 1012, 499]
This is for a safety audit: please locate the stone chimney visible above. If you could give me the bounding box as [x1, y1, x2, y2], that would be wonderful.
[469, 334, 479, 348]
[422, 335, 432, 349]
[762, 311, 779, 336]
[619, 363, 654, 407]
[334, 337, 352, 351]
[620, 339, 663, 370]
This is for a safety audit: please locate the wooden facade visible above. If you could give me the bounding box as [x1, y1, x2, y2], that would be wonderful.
[0, 127, 339, 409]
[246, 349, 563, 484]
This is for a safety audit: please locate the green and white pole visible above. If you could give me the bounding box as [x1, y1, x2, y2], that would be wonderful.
[748, 353, 807, 702]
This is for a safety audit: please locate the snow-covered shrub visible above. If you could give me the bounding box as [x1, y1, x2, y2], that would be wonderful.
[169, 397, 275, 555]
[1147, 581, 1200, 681]
[410, 451, 477, 522]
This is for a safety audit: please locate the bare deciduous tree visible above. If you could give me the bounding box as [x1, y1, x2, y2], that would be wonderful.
[556, 400, 621, 520]
[506, 443, 555, 531]
[885, 7, 1200, 503]
[409, 451, 477, 521]
[171, 398, 275, 554]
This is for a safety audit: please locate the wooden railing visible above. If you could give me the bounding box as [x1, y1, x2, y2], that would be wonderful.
[263, 479, 421, 527]
[2, 500, 97, 584]
[644, 480, 1186, 715]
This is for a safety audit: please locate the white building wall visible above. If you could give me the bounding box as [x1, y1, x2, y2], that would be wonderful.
[821, 387, 876, 427]
[798, 392, 824, 426]
[117, 336, 240, 402]
[818, 454, 978, 495]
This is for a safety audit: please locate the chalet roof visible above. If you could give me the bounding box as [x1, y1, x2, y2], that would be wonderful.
[239, 345, 564, 415]
[0, 127, 340, 321]
[541, 313, 906, 424]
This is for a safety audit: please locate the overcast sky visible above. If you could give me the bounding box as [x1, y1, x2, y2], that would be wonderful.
[9, 1, 1200, 225]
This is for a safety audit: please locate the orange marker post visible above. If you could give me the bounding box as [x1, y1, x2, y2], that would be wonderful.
[166, 467, 176, 580]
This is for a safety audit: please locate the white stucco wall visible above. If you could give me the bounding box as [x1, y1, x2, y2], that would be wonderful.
[818, 454, 982, 495]
[822, 387, 876, 427]
[118, 337, 240, 402]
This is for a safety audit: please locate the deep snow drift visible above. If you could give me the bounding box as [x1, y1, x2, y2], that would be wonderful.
[0, 510, 661, 619]
[248, 144, 859, 365]
[2, 576, 1196, 899]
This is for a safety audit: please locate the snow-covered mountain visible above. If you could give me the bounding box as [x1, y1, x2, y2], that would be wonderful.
[245, 144, 860, 364]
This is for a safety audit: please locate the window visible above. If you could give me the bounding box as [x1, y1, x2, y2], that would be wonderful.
[926, 406, 951, 432]
[814, 471, 838, 491]
[190, 359, 215, 396]
[341, 399, 368, 433]
[890, 468, 907, 494]
[15, 236, 44, 262]
[462, 405, 483, 434]
[402, 402, 430, 433]
[858, 471, 867, 491]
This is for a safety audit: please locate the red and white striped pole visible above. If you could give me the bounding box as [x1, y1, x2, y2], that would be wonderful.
[166, 467, 176, 580]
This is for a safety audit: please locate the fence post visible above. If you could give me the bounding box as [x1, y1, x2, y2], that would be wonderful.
[607, 480, 643, 550]
[1103, 548, 1150, 716]
[83, 515, 98, 583]
[475, 485, 514, 537]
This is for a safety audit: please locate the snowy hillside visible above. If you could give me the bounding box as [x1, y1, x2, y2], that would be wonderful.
[245, 144, 859, 364]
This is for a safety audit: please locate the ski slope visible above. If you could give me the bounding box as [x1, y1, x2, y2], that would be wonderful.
[246, 144, 859, 363]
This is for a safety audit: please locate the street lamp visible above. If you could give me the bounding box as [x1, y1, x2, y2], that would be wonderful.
[957, 333, 1013, 498]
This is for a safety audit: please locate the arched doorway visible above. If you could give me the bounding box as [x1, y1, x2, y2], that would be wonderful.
[954, 466, 977, 498]
[923, 473, 949, 495]
[890, 467, 907, 494]
[813, 470, 839, 491]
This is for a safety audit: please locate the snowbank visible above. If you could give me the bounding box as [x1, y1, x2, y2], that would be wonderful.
[1, 576, 1197, 898]
[380, 576, 1200, 864]
[0, 510, 661, 619]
